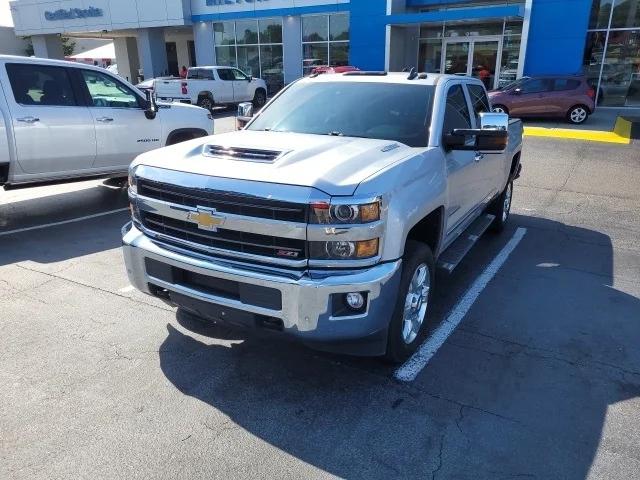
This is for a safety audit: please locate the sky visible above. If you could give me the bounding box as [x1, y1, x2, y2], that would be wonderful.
[0, 0, 13, 27]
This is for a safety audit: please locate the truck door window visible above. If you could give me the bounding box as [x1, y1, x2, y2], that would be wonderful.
[520, 79, 552, 94]
[80, 70, 141, 109]
[188, 68, 213, 80]
[443, 84, 472, 135]
[231, 69, 248, 80]
[217, 69, 234, 81]
[467, 84, 491, 125]
[6, 63, 78, 107]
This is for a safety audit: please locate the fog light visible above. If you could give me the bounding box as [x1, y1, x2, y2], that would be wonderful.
[345, 292, 365, 310]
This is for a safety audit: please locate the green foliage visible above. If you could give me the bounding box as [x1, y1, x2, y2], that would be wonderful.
[23, 36, 76, 57]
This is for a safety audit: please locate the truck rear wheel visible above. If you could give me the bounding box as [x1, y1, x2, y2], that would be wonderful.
[385, 240, 435, 363]
[197, 95, 214, 112]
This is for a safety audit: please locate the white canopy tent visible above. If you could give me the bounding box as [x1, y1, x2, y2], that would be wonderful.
[68, 42, 116, 63]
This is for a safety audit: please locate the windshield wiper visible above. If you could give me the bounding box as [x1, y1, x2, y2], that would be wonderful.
[327, 131, 344, 136]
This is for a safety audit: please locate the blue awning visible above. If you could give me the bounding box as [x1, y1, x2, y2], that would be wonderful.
[386, 4, 524, 25]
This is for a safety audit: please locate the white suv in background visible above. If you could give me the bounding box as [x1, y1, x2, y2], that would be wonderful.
[0, 56, 214, 189]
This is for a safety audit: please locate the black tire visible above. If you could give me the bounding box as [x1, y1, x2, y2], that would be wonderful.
[489, 180, 513, 233]
[252, 89, 267, 108]
[385, 240, 435, 363]
[493, 104, 509, 115]
[197, 95, 214, 112]
[567, 105, 589, 124]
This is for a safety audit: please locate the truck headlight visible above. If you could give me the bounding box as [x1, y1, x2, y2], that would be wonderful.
[309, 239, 379, 260]
[128, 166, 138, 194]
[128, 166, 140, 222]
[310, 200, 380, 224]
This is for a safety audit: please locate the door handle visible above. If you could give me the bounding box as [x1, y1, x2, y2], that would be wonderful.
[474, 152, 485, 162]
[96, 117, 114, 123]
[17, 116, 39, 124]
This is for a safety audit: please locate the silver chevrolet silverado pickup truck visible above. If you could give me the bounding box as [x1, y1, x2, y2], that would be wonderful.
[122, 71, 523, 362]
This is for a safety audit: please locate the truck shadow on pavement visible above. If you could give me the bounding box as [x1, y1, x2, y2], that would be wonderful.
[158, 215, 640, 478]
[0, 183, 128, 266]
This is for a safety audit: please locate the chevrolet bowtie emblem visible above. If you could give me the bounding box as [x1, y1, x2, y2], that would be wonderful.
[187, 207, 225, 231]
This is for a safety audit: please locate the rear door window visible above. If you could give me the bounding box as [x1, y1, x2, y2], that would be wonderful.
[467, 84, 491, 125]
[6, 63, 78, 107]
[217, 69, 235, 81]
[188, 68, 214, 80]
[553, 79, 581, 91]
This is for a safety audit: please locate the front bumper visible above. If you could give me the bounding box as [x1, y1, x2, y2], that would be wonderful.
[122, 223, 402, 356]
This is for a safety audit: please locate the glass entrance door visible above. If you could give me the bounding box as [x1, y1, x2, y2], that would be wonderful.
[471, 41, 499, 90]
[443, 37, 502, 89]
[444, 42, 470, 75]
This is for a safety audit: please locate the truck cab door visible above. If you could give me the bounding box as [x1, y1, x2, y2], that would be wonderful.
[76, 68, 162, 169]
[442, 83, 482, 234]
[4, 62, 96, 176]
[466, 83, 503, 201]
[231, 68, 252, 102]
[214, 68, 236, 103]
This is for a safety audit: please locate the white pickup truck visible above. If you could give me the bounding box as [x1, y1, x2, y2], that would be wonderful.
[123, 71, 523, 361]
[154, 66, 268, 112]
[0, 56, 214, 189]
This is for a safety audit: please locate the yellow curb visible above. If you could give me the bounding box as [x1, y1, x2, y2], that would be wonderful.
[523, 116, 632, 145]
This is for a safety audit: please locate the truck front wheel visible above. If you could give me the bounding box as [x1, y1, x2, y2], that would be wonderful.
[489, 180, 513, 232]
[252, 89, 267, 108]
[385, 240, 435, 363]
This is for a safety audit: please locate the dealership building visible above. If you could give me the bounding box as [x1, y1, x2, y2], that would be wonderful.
[9, 0, 640, 105]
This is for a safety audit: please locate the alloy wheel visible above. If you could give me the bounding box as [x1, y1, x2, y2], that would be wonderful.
[401, 263, 431, 344]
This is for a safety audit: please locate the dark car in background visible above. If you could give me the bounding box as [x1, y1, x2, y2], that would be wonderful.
[488, 76, 596, 124]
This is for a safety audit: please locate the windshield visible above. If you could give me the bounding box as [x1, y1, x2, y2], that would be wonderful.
[247, 81, 433, 148]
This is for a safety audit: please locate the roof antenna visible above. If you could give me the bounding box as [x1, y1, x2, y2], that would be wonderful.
[407, 67, 417, 80]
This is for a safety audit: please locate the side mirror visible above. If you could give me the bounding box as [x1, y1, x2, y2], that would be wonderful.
[479, 112, 508, 131]
[144, 89, 157, 120]
[236, 101, 254, 130]
[247, 75, 253, 82]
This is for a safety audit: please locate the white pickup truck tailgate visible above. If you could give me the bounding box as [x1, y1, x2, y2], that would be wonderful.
[155, 79, 187, 100]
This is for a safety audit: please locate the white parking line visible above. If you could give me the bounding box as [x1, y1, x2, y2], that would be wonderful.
[0, 208, 129, 237]
[395, 227, 527, 382]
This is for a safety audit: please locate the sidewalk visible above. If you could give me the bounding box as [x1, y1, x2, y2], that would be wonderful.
[523, 107, 640, 144]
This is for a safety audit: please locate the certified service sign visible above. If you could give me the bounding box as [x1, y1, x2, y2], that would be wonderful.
[44, 7, 104, 21]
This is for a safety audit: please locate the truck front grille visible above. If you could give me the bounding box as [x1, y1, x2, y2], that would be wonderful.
[140, 211, 307, 261]
[138, 179, 307, 223]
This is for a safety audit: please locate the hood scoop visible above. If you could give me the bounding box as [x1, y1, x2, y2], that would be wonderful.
[203, 144, 286, 163]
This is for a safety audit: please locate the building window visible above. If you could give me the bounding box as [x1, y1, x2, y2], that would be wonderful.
[302, 14, 350, 75]
[417, 19, 523, 89]
[213, 18, 284, 95]
[584, 0, 640, 106]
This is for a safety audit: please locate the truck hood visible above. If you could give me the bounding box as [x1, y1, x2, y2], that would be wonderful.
[133, 130, 415, 196]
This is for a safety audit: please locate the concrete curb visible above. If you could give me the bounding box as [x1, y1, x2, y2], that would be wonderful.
[523, 116, 634, 145]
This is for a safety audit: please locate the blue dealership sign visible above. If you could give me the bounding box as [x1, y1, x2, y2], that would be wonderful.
[44, 7, 103, 21]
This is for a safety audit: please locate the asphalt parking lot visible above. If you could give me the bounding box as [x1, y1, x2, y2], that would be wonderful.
[1, 116, 639, 478]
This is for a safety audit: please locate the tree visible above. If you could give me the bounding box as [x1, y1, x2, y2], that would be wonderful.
[23, 36, 76, 57]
